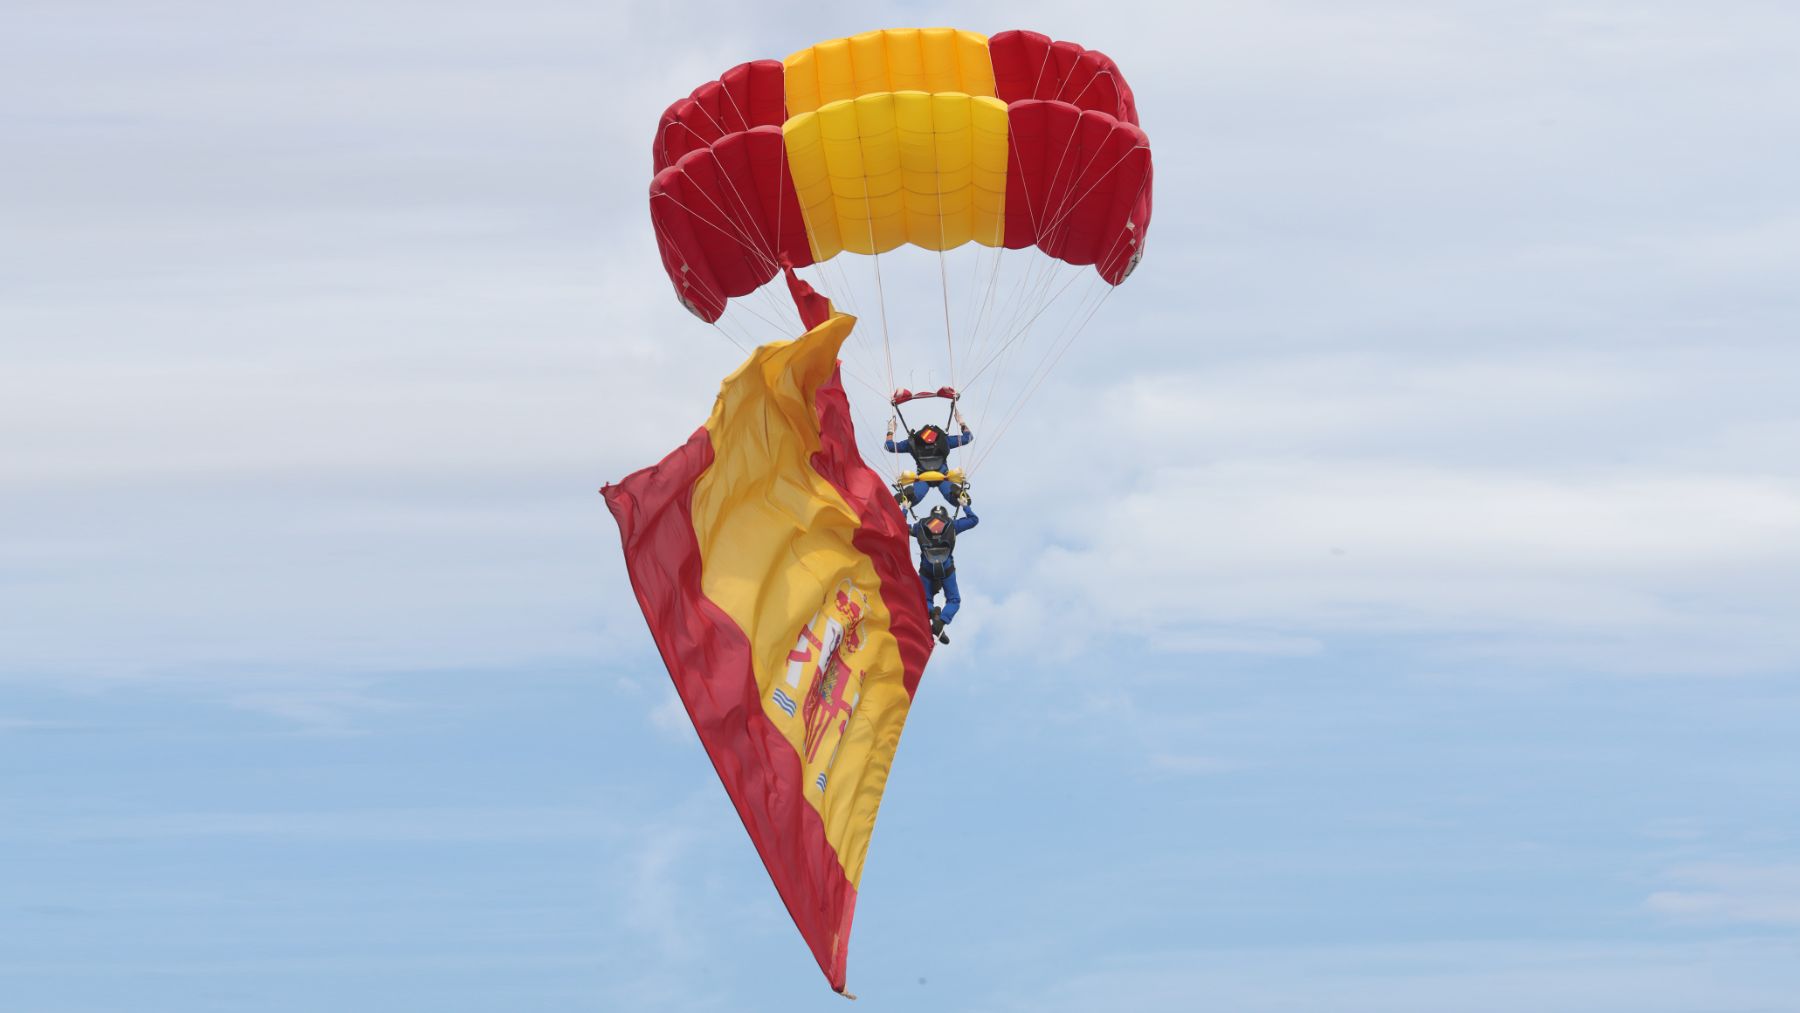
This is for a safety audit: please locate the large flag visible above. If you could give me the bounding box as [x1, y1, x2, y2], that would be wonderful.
[602, 310, 934, 992]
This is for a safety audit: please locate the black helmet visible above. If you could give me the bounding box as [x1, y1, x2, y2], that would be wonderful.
[929, 505, 952, 523]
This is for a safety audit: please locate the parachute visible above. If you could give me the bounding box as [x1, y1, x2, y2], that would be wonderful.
[649, 27, 1154, 479]
[616, 27, 1155, 992]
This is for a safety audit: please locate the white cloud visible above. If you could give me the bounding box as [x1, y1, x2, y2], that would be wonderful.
[648, 687, 693, 742]
[999, 460, 1800, 672]
[1147, 752, 1241, 776]
[4, 805, 626, 845]
[975, 938, 1800, 1013]
[1646, 863, 1800, 927]
[5, 0, 1799, 685]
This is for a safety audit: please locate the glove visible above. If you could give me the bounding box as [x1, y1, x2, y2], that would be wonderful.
[958, 489, 971, 506]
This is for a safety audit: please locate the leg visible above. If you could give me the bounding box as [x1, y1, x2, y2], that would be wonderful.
[936, 479, 962, 505]
[919, 570, 937, 607]
[938, 571, 961, 624]
[909, 479, 931, 506]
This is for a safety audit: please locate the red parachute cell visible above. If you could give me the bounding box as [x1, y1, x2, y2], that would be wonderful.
[648, 126, 812, 322]
[1003, 99, 1152, 283]
[653, 60, 787, 173]
[989, 30, 1139, 125]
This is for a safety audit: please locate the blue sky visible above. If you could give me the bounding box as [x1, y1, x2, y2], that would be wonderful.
[4, 1, 1799, 1010]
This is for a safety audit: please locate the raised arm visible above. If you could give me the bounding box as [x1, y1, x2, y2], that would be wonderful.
[949, 405, 973, 447]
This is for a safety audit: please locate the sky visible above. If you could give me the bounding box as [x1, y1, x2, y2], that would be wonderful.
[4, 1, 1800, 1010]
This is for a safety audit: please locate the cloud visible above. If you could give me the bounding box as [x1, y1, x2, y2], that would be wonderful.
[975, 938, 1800, 1013]
[228, 683, 409, 736]
[6, 0, 1799, 688]
[648, 687, 694, 742]
[967, 456, 1800, 674]
[1646, 863, 1800, 927]
[4, 806, 626, 845]
[1146, 752, 1241, 776]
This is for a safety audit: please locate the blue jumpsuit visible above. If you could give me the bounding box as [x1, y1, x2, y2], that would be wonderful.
[913, 507, 978, 624]
[885, 427, 973, 506]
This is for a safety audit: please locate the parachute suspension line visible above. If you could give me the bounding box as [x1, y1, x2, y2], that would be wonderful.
[932, 132, 956, 389]
[647, 212, 717, 307]
[965, 254, 1030, 438]
[764, 144, 885, 469]
[871, 251, 896, 395]
[685, 147, 779, 271]
[975, 119, 1067, 369]
[650, 190, 778, 276]
[968, 244, 1023, 416]
[959, 115, 1141, 445]
[969, 263, 1065, 462]
[1031, 123, 1086, 248]
[1030, 40, 1055, 102]
[1064, 68, 1125, 117]
[965, 260, 1090, 470]
[938, 247, 955, 391]
[983, 283, 1112, 467]
[854, 179, 897, 396]
[831, 133, 896, 396]
[955, 38, 1075, 428]
[707, 322, 748, 355]
[967, 279, 1104, 476]
[702, 145, 784, 271]
[821, 256, 889, 413]
[960, 243, 1005, 369]
[682, 105, 769, 249]
[835, 364, 890, 402]
[1033, 145, 1151, 240]
[774, 124, 788, 272]
[727, 287, 805, 339]
[962, 263, 1090, 387]
[711, 79, 753, 136]
[967, 164, 1148, 475]
[966, 251, 1060, 454]
[967, 264, 1046, 445]
[679, 93, 738, 145]
[972, 283, 1113, 474]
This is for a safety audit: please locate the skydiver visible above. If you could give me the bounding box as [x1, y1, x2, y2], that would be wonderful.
[886, 405, 972, 509]
[912, 497, 977, 645]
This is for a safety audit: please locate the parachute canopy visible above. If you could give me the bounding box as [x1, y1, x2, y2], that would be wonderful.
[650, 28, 1154, 322]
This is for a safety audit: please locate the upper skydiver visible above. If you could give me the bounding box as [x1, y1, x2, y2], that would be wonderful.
[886, 406, 972, 509]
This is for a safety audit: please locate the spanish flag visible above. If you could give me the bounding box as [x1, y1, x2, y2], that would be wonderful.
[602, 310, 934, 992]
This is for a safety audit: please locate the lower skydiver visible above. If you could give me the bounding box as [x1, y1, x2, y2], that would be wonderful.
[912, 498, 977, 645]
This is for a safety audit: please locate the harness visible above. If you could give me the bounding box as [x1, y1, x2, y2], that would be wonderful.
[889, 387, 970, 531]
[907, 425, 951, 473]
[916, 515, 957, 577]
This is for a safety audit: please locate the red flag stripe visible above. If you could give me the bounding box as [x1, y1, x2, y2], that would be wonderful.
[603, 429, 856, 988]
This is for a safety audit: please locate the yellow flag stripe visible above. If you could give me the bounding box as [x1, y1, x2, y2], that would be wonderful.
[688, 314, 912, 887]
